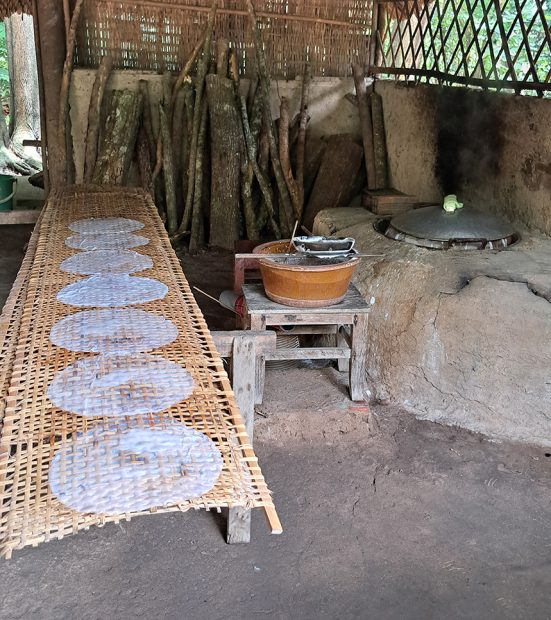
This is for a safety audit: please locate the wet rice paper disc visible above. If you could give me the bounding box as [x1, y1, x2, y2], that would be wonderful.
[65, 233, 149, 251]
[60, 250, 153, 275]
[56, 274, 168, 307]
[68, 217, 144, 234]
[49, 421, 223, 514]
[50, 309, 178, 353]
[47, 353, 194, 417]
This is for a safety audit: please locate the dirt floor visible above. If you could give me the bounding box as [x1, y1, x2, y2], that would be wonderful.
[0, 225, 550, 619]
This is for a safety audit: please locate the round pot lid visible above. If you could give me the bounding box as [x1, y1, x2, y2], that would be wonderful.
[388, 206, 516, 243]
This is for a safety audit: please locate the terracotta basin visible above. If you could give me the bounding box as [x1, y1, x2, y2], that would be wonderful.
[253, 240, 360, 307]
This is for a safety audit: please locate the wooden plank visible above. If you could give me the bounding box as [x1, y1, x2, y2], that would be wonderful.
[243, 284, 370, 315]
[261, 314, 362, 326]
[211, 330, 275, 357]
[368, 66, 551, 93]
[272, 325, 338, 335]
[0, 210, 41, 225]
[362, 188, 418, 215]
[302, 134, 365, 229]
[265, 347, 351, 361]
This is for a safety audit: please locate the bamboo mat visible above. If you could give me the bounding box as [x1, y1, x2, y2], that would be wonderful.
[0, 185, 278, 559]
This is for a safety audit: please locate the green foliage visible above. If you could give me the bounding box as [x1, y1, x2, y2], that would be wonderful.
[384, 0, 550, 95]
[0, 22, 9, 102]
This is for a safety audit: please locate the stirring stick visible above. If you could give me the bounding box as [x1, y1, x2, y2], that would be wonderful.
[193, 286, 238, 314]
[287, 220, 299, 254]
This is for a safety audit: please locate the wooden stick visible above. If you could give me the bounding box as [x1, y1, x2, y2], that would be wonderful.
[370, 90, 388, 189]
[295, 62, 310, 217]
[228, 47, 239, 83]
[235, 252, 384, 259]
[189, 97, 209, 252]
[246, 76, 258, 115]
[137, 125, 154, 197]
[160, 105, 178, 234]
[279, 97, 301, 219]
[171, 31, 205, 107]
[193, 286, 236, 311]
[180, 82, 194, 206]
[230, 64, 260, 242]
[151, 131, 163, 183]
[216, 38, 229, 76]
[238, 94, 280, 238]
[286, 220, 299, 253]
[255, 103, 271, 231]
[62, 0, 70, 40]
[352, 63, 376, 190]
[83, 55, 112, 183]
[246, 0, 293, 237]
[58, 0, 84, 185]
[138, 80, 156, 162]
[177, 1, 217, 236]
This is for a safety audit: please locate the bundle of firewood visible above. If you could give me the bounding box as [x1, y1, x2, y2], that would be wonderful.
[70, 1, 366, 251]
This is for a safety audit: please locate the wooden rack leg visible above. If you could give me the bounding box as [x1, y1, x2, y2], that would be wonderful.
[350, 314, 368, 401]
[227, 333, 256, 543]
[211, 331, 277, 542]
[249, 314, 267, 405]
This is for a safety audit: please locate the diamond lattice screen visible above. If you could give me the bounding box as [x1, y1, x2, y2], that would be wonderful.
[373, 0, 551, 96]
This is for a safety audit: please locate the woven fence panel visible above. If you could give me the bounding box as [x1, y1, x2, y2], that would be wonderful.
[75, 0, 373, 78]
[372, 0, 551, 96]
[0, 0, 31, 19]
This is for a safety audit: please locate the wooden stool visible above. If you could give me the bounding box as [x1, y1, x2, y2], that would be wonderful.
[241, 283, 370, 402]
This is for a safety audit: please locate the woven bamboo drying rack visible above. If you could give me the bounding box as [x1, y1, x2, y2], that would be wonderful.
[0, 185, 280, 559]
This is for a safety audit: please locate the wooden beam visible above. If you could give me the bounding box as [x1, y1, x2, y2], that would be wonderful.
[368, 66, 551, 92]
[34, 0, 66, 188]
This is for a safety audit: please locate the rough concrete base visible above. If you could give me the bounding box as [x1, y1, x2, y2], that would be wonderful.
[314, 208, 551, 447]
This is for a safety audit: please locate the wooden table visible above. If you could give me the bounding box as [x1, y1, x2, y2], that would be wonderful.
[242, 283, 370, 402]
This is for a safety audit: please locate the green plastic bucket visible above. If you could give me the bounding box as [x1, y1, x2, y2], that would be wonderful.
[0, 174, 16, 211]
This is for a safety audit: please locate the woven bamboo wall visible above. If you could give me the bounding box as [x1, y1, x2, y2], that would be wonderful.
[74, 0, 373, 78]
[0, 0, 30, 19]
